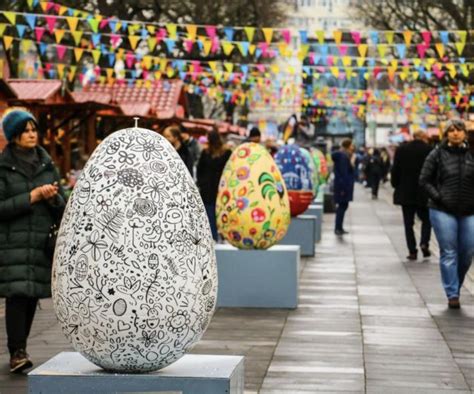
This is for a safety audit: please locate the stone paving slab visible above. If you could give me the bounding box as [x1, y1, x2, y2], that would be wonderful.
[1, 183, 473, 393]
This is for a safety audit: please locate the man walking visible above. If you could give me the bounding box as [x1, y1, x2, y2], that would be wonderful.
[391, 131, 432, 260]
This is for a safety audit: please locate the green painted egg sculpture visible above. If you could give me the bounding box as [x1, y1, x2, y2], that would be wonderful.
[216, 143, 291, 249]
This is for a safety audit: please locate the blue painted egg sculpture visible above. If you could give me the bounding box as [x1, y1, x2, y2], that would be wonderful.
[52, 127, 217, 373]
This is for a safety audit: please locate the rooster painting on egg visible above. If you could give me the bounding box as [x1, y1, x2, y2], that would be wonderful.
[52, 127, 217, 373]
[216, 143, 291, 249]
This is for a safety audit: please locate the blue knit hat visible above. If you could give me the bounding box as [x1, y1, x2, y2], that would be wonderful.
[2, 109, 38, 142]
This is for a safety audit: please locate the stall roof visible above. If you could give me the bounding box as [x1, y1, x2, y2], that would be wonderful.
[7, 79, 74, 103]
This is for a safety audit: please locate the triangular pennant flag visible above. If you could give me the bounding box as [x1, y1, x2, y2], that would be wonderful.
[34, 26, 46, 41]
[395, 43, 406, 58]
[205, 26, 216, 39]
[457, 30, 467, 43]
[105, 67, 114, 79]
[58, 5, 68, 16]
[299, 30, 308, 44]
[147, 37, 157, 51]
[40, 2, 49, 12]
[435, 43, 445, 58]
[3, 36, 13, 50]
[333, 30, 342, 45]
[92, 33, 101, 47]
[66, 16, 79, 32]
[413, 58, 421, 67]
[224, 62, 233, 73]
[164, 38, 176, 53]
[370, 31, 379, 44]
[25, 14, 36, 30]
[166, 23, 177, 39]
[330, 67, 339, 78]
[16, 24, 27, 38]
[224, 27, 234, 42]
[74, 47, 83, 62]
[222, 41, 234, 56]
[202, 39, 212, 56]
[45, 16, 57, 33]
[402, 30, 412, 46]
[281, 29, 291, 44]
[316, 30, 324, 44]
[107, 53, 115, 66]
[54, 29, 65, 44]
[351, 31, 361, 45]
[357, 44, 368, 58]
[385, 31, 394, 44]
[38, 41, 47, 55]
[244, 26, 255, 42]
[377, 44, 387, 58]
[388, 67, 396, 81]
[88, 17, 100, 33]
[56, 44, 67, 60]
[187, 25, 197, 40]
[338, 44, 348, 56]
[446, 63, 456, 78]
[390, 59, 398, 70]
[208, 61, 218, 72]
[455, 42, 465, 55]
[237, 41, 249, 57]
[91, 49, 101, 64]
[439, 31, 449, 45]
[142, 55, 152, 70]
[342, 56, 351, 67]
[2, 12, 16, 25]
[356, 57, 365, 67]
[262, 27, 273, 44]
[20, 39, 32, 53]
[416, 43, 427, 58]
[459, 64, 468, 77]
[27, 0, 34, 9]
[57, 63, 65, 80]
[128, 35, 140, 50]
[421, 31, 431, 46]
[71, 30, 83, 46]
[249, 44, 256, 55]
[0, 23, 7, 37]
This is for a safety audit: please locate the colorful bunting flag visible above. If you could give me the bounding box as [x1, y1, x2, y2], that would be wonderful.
[244, 26, 255, 42]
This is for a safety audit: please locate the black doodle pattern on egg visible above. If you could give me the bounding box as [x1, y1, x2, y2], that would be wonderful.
[52, 127, 217, 373]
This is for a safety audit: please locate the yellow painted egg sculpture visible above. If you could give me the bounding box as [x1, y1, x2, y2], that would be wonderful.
[216, 143, 291, 249]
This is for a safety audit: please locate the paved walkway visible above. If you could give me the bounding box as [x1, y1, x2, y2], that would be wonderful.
[0, 184, 473, 393]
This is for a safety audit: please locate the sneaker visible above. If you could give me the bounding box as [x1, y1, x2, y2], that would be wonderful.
[335, 229, 349, 235]
[406, 252, 417, 261]
[420, 246, 431, 258]
[448, 298, 461, 309]
[9, 349, 33, 373]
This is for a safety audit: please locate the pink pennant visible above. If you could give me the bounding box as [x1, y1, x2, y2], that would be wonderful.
[56, 45, 67, 60]
[45, 16, 57, 33]
[256, 64, 265, 72]
[205, 26, 217, 39]
[211, 37, 219, 54]
[35, 27, 45, 41]
[45, 63, 52, 72]
[142, 70, 149, 79]
[268, 49, 276, 58]
[327, 56, 334, 66]
[373, 66, 381, 78]
[184, 40, 194, 53]
[351, 31, 361, 45]
[99, 18, 109, 30]
[401, 59, 409, 67]
[421, 31, 431, 46]
[45, 2, 55, 11]
[125, 52, 135, 69]
[338, 44, 348, 56]
[258, 42, 269, 56]
[281, 29, 291, 44]
[156, 28, 167, 42]
[416, 43, 428, 58]
[110, 34, 121, 47]
[309, 53, 315, 64]
[53, 3, 61, 12]
[191, 61, 201, 73]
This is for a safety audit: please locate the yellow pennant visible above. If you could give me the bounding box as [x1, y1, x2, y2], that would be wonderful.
[357, 44, 368, 58]
[271, 64, 280, 74]
[187, 25, 197, 40]
[224, 62, 234, 73]
[54, 29, 65, 44]
[342, 56, 351, 67]
[57, 64, 65, 80]
[244, 26, 255, 42]
[74, 48, 83, 62]
[128, 36, 140, 50]
[377, 44, 387, 58]
[214, 71, 222, 84]
[446, 63, 456, 78]
[147, 37, 157, 52]
[356, 57, 365, 67]
[143, 56, 152, 70]
[208, 61, 218, 72]
[390, 59, 398, 70]
[403, 31, 412, 46]
[455, 42, 465, 55]
[0, 24, 7, 37]
[262, 28, 273, 44]
[92, 49, 101, 64]
[71, 31, 83, 46]
[315, 30, 325, 44]
[68, 65, 77, 83]
[457, 30, 467, 43]
[2, 12, 16, 25]
[27, 0, 34, 8]
[146, 25, 156, 35]
[425, 58, 436, 70]
[58, 6, 68, 16]
[333, 30, 342, 45]
[399, 71, 407, 81]
[166, 68, 175, 78]
[330, 67, 339, 78]
[159, 59, 168, 71]
[154, 71, 161, 80]
[202, 39, 212, 56]
[387, 67, 396, 81]
[385, 31, 394, 44]
[288, 65, 295, 74]
[3, 36, 13, 50]
[222, 42, 234, 56]
[459, 64, 468, 77]
[435, 43, 445, 58]
[413, 58, 421, 67]
[299, 44, 309, 58]
[249, 44, 256, 55]
[21, 39, 32, 52]
[166, 24, 177, 39]
[106, 68, 114, 79]
[128, 23, 140, 35]
[345, 67, 353, 79]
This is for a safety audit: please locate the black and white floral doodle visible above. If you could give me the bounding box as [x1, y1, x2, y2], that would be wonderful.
[51, 127, 217, 373]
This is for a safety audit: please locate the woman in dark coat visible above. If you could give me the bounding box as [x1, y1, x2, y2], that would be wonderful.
[197, 130, 231, 241]
[365, 148, 385, 199]
[331, 138, 355, 235]
[0, 108, 66, 372]
[419, 119, 474, 309]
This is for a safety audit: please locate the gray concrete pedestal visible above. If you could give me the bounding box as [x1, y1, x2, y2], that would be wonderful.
[279, 215, 316, 256]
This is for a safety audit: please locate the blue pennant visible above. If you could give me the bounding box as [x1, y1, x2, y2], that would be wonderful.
[224, 27, 234, 42]
[16, 25, 27, 38]
[91, 33, 101, 47]
[299, 30, 308, 44]
[25, 14, 36, 30]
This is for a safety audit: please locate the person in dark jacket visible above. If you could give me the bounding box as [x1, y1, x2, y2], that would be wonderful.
[162, 126, 193, 174]
[419, 119, 474, 309]
[391, 131, 432, 260]
[365, 148, 384, 199]
[331, 138, 355, 235]
[197, 130, 231, 241]
[180, 127, 201, 179]
[0, 108, 66, 373]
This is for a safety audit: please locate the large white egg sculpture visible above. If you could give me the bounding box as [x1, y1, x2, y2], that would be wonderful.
[52, 127, 217, 373]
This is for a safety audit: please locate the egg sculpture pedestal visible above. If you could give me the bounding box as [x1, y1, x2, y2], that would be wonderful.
[215, 143, 299, 309]
[278, 215, 317, 257]
[303, 204, 324, 243]
[50, 127, 222, 374]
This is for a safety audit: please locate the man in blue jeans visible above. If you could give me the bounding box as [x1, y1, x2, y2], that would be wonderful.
[331, 139, 355, 235]
[419, 119, 474, 309]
